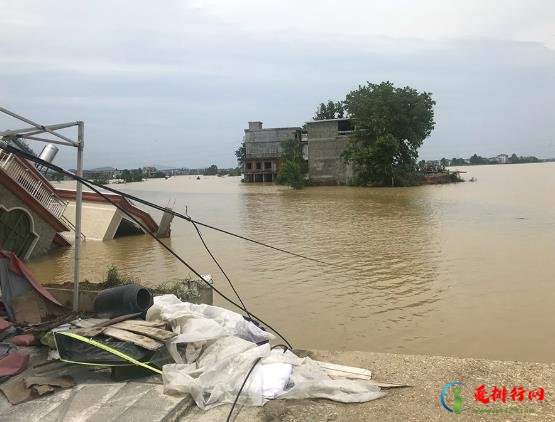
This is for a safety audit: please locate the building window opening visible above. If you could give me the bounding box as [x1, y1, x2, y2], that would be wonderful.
[256, 162, 262, 169]
[338, 120, 353, 132]
[0, 209, 37, 259]
[264, 161, 272, 169]
[246, 162, 252, 169]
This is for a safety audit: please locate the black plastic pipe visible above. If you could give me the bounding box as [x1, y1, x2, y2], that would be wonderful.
[93, 284, 153, 318]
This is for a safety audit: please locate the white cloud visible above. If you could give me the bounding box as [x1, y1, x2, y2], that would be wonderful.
[0, 0, 554, 167]
[189, 0, 555, 48]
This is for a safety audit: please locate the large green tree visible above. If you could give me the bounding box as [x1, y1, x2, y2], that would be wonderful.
[342, 81, 435, 186]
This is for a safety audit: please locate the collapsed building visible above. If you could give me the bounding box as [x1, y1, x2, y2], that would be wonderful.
[0, 144, 167, 260]
[243, 119, 354, 185]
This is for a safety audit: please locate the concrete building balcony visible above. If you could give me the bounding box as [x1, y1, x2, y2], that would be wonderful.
[0, 151, 68, 219]
[245, 152, 281, 159]
[244, 168, 275, 174]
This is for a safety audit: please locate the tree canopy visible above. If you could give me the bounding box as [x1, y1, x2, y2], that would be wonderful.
[342, 81, 435, 186]
[235, 142, 246, 166]
[314, 100, 345, 120]
[276, 138, 306, 189]
[205, 164, 218, 175]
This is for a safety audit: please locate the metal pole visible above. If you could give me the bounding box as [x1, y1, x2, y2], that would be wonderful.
[0, 107, 78, 146]
[73, 121, 84, 312]
[0, 121, 79, 138]
[20, 135, 75, 147]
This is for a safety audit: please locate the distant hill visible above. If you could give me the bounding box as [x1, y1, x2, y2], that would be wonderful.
[149, 164, 174, 170]
[87, 166, 117, 171]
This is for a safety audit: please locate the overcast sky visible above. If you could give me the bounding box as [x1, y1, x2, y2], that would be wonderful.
[1, 0, 554, 169]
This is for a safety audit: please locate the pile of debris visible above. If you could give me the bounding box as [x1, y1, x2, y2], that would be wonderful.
[0, 247, 401, 416]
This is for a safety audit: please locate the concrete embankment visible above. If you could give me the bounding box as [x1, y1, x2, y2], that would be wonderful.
[1, 349, 553, 421]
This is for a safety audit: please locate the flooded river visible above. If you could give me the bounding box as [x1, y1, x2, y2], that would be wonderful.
[28, 163, 555, 363]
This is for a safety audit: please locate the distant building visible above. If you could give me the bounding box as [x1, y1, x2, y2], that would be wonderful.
[496, 154, 509, 164]
[142, 166, 157, 178]
[243, 119, 354, 185]
[304, 118, 354, 185]
[422, 160, 443, 173]
[243, 121, 302, 183]
[0, 150, 70, 260]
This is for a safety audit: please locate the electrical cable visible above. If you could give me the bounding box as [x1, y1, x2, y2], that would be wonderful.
[3, 143, 339, 268]
[0, 143, 292, 348]
[226, 356, 263, 422]
[225, 343, 292, 421]
[83, 178, 292, 348]
[190, 219, 253, 322]
[2, 142, 302, 422]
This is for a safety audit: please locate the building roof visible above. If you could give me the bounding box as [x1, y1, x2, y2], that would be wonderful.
[305, 118, 351, 124]
[244, 126, 301, 133]
[55, 189, 159, 233]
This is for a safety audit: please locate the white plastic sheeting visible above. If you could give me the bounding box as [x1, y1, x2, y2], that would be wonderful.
[149, 295, 385, 410]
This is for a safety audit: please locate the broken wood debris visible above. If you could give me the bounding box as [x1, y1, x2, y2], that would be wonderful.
[102, 327, 164, 351]
[67, 314, 174, 351]
[110, 320, 176, 341]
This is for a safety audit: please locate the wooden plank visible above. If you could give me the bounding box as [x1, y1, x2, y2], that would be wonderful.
[103, 327, 163, 351]
[93, 313, 142, 328]
[72, 318, 108, 328]
[314, 361, 373, 380]
[117, 319, 167, 328]
[111, 321, 176, 341]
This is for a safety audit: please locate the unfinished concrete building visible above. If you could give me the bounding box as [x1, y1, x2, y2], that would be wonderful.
[305, 118, 354, 185]
[243, 122, 302, 183]
[243, 118, 354, 185]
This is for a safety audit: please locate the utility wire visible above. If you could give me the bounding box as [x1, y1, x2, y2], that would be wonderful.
[226, 357, 262, 422]
[1, 143, 298, 421]
[190, 219, 253, 322]
[226, 344, 291, 421]
[0, 143, 292, 348]
[4, 143, 338, 268]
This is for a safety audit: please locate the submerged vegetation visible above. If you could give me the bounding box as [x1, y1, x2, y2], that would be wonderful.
[276, 137, 307, 189]
[72, 265, 200, 299]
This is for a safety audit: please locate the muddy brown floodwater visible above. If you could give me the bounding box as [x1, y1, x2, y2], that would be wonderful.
[29, 163, 555, 363]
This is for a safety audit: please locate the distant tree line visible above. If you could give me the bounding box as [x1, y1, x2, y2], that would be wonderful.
[203, 164, 241, 176]
[121, 168, 144, 182]
[446, 154, 540, 166]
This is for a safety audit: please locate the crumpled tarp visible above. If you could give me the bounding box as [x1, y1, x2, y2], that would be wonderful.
[149, 295, 385, 410]
[0, 249, 66, 323]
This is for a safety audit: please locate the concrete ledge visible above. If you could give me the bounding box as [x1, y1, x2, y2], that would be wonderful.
[1, 350, 552, 421]
[46, 288, 98, 312]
